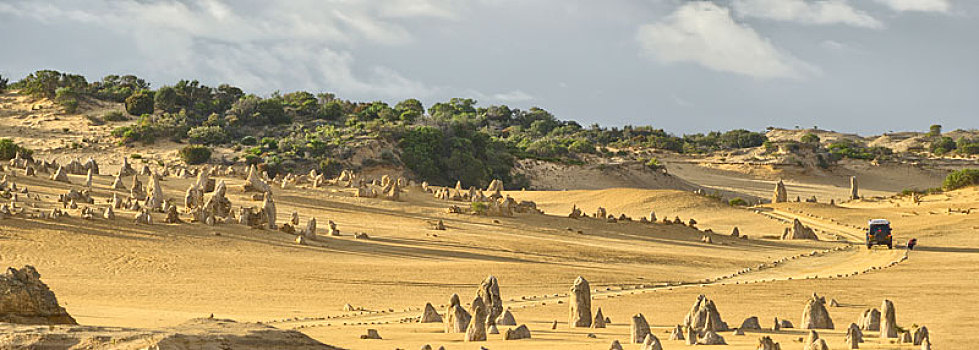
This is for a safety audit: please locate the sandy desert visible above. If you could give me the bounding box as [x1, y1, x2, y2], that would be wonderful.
[1, 89, 977, 350]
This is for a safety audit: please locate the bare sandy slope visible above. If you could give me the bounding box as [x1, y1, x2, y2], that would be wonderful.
[5, 166, 978, 349]
[0, 170, 828, 330]
[663, 157, 950, 203]
[509, 188, 797, 239]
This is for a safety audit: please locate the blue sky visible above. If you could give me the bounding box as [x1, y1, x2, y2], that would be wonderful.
[1, 0, 975, 134]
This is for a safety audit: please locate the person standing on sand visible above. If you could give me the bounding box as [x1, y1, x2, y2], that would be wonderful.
[907, 238, 917, 251]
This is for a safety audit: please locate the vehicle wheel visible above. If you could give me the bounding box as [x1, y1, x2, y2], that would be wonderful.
[887, 243, 893, 249]
[867, 244, 872, 250]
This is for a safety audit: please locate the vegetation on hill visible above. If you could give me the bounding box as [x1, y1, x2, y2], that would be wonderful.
[0, 138, 32, 160]
[13, 69, 970, 186]
[943, 169, 979, 191]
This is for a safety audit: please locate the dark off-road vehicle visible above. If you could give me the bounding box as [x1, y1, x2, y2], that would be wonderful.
[867, 219, 893, 249]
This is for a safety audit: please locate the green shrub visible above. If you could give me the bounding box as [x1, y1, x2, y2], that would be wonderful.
[927, 124, 942, 137]
[54, 87, 79, 113]
[800, 133, 820, 144]
[930, 136, 956, 155]
[644, 157, 664, 171]
[103, 110, 130, 122]
[125, 89, 154, 116]
[568, 139, 595, 154]
[943, 169, 979, 191]
[179, 145, 212, 165]
[729, 198, 748, 206]
[244, 154, 261, 165]
[187, 125, 229, 145]
[471, 202, 488, 215]
[17, 70, 88, 99]
[240, 136, 258, 146]
[0, 138, 32, 160]
[130, 153, 142, 159]
[0, 74, 8, 93]
[112, 126, 140, 143]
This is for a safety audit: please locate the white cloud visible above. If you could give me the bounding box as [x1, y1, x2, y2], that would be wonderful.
[0, 0, 461, 97]
[873, 0, 951, 13]
[732, 0, 883, 29]
[492, 90, 534, 102]
[637, 2, 819, 80]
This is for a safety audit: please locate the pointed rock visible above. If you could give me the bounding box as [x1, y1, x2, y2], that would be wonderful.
[569, 276, 592, 327]
[420, 302, 443, 323]
[880, 299, 898, 338]
[51, 166, 69, 183]
[592, 308, 606, 328]
[801, 293, 834, 329]
[445, 294, 471, 333]
[859, 308, 880, 331]
[630, 313, 650, 344]
[757, 336, 779, 350]
[497, 309, 516, 326]
[772, 180, 787, 203]
[913, 326, 929, 346]
[850, 176, 859, 200]
[479, 276, 503, 327]
[641, 333, 663, 350]
[669, 325, 684, 340]
[465, 297, 488, 341]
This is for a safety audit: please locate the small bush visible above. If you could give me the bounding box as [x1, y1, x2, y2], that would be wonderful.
[471, 202, 488, 215]
[187, 125, 229, 145]
[130, 153, 142, 159]
[55, 87, 80, 113]
[729, 198, 748, 206]
[644, 157, 664, 171]
[0, 74, 8, 93]
[943, 169, 979, 191]
[800, 133, 820, 144]
[240, 136, 258, 146]
[179, 145, 212, 165]
[102, 110, 130, 122]
[930, 136, 956, 155]
[85, 114, 105, 126]
[0, 138, 33, 160]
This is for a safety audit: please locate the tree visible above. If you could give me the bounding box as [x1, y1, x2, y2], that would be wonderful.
[154, 86, 179, 113]
[928, 124, 942, 137]
[125, 89, 154, 116]
[281, 91, 319, 120]
[395, 98, 424, 116]
[0, 74, 8, 93]
[319, 100, 344, 121]
[0, 138, 32, 160]
[400, 127, 445, 182]
[257, 98, 289, 124]
[800, 132, 821, 144]
[17, 70, 88, 99]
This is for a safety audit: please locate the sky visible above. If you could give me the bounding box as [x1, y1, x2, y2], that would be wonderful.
[1, 0, 976, 135]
